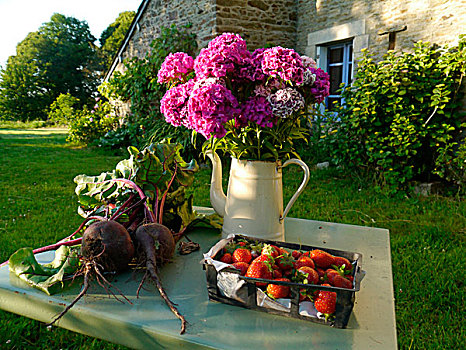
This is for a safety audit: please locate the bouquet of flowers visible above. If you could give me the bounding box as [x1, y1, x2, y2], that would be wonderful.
[158, 33, 330, 161]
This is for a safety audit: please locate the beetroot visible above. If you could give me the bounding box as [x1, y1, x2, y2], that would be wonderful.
[81, 220, 134, 272]
[135, 223, 187, 334]
[47, 220, 134, 327]
[135, 223, 175, 264]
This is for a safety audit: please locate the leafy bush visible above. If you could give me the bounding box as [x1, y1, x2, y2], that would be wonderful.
[48, 93, 80, 125]
[319, 36, 465, 191]
[67, 99, 118, 145]
[99, 24, 197, 149]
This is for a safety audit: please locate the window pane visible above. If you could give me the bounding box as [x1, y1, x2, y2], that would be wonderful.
[329, 47, 344, 63]
[327, 97, 341, 111]
[329, 65, 343, 94]
[347, 63, 353, 83]
[348, 45, 353, 63]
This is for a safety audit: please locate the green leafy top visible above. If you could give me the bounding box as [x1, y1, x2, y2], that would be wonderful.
[74, 141, 199, 232]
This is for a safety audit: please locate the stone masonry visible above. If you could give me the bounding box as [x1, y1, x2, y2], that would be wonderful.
[296, 0, 466, 61]
[111, 0, 465, 78]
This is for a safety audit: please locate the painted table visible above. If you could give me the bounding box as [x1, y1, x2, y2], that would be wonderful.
[0, 208, 397, 349]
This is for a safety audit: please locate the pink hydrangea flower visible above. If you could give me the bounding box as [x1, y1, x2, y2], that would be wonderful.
[160, 80, 195, 128]
[187, 83, 239, 139]
[301, 55, 317, 69]
[194, 33, 251, 79]
[236, 96, 275, 128]
[254, 78, 286, 97]
[267, 88, 305, 118]
[261, 47, 304, 84]
[158, 52, 194, 83]
[308, 68, 330, 103]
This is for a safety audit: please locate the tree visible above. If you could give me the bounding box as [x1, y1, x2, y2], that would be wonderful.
[99, 11, 135, 71]
[0, 13, 98, 121]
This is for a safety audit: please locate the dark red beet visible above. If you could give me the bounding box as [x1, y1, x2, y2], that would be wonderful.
[81, 220, 134, 272]
[135, 223, 175, 264]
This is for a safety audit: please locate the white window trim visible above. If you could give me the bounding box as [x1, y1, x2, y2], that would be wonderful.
[306, 19, 369, 71]
[306, 20, 369, 113]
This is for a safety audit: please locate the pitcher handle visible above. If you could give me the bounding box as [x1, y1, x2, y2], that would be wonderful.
[279, 159, 310, 223]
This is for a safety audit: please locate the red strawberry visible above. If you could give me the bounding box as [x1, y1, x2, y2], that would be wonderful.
[273, 269, 283, 279]
[233, 248, 252, 264]
[275, 252, 295, 270]
[245, 261, 272, 286]
[309, 249, 335, 268]
[347, 275, 354, 283]
[291, 250, 302, 260]
[252, 254, 275, 265]
[261, 244, 280, 258]
[297, 266, 319, 285]
[266, 278, 291, 299]
[238, 241, 247, 246]
[333, 256, 353, 272]
[324, 269, 340, 285]
[232, 262, 249, 276]
[316, 267, 326, 279]
[314, 284, 337, 315]
[219, 253, 233, 264]
[295, 256, 315, 269]
[332, 275, 353, 289]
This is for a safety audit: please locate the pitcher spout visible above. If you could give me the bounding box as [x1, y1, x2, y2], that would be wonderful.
[205, 151, 226, 217]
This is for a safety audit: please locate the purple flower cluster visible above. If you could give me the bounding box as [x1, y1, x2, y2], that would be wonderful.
[308, 68, 330, 104]
[187, 83, 239, 139]
[160, 80, 194, 128]
[194, 33, 251, 79]
[267, 88, 305, 118]
[157, 52, 194, 83]
[236, 96, 275, 128]
[261, 47, 304, 84]
[158, 33, 330, 143]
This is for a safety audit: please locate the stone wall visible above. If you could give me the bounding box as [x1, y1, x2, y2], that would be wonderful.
[216, 0, 297, 50]
[112, 0, 299, 76]
[112, 0, 217, 75]
[297, 0, 466, 59]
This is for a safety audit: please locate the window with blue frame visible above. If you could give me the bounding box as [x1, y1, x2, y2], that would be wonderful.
[326, 42, 353, 111]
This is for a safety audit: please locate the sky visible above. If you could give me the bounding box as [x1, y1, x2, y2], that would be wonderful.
[0, 0, 142, 68]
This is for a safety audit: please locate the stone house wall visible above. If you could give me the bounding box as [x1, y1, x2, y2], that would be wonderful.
[297, 0, 466, 60]
[110, 0, 299, 77]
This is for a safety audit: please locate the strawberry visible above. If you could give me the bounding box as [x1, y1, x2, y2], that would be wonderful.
[219, 253, 233, 264]
[291, 250, 302, 260]
[295, 256, 315, 269]
[261, 244, 280, 258]
[333, 256, 353, 272]
[324, 269, 340, 285]
[245, 261, 272, 286]
[275, 252, 295, 270]
[232, 248, 252, 264]
[232, 262, 249, 276]
[252, 254, 275, 265]
[316, 267, 326, 279]
[332, 275, 353, 289]
[314, 284, 337, 316]
[266, 278, 291, 299]
[272, 269, 283, 279]
[309, 249, 335, 268]
[238, 241, 247, 246]
[297, 266, 319, 285]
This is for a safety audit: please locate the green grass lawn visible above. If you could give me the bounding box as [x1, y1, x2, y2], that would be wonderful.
[0, 129, 464, 349]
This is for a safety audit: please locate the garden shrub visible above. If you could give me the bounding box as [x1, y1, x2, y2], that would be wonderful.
[67, 99, 118, 145]
[48, 93, 80, 125]
[319, 36, 465, 192]
[99, 24, 197, 150]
